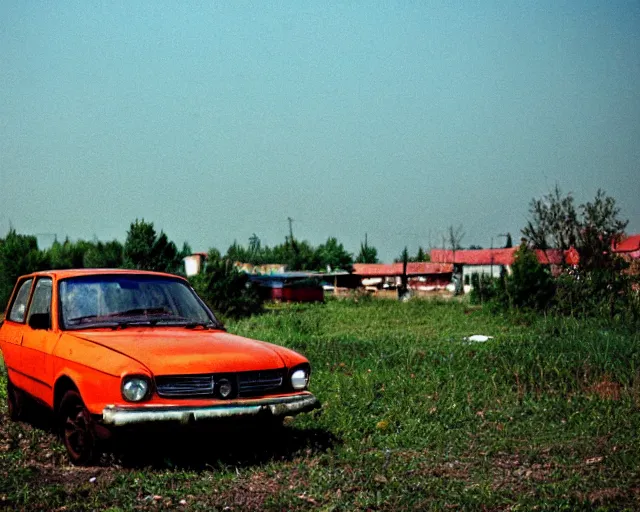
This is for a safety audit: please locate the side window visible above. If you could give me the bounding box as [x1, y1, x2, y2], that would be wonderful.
[8, 279, 34, 323]
[27, 278, 53, 323]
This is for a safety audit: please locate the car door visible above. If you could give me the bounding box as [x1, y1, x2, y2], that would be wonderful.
[0, 278, 34, 385]
[20, 277, 57, 404]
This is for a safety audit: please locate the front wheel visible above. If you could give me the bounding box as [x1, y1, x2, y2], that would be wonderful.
[58, 390, 97, 465]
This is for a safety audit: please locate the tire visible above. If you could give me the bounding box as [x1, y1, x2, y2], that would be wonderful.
[6, 378, 25, 421]
[58, 390, 97, 465]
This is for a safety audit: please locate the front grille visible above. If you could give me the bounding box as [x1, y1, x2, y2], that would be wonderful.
[154, 369, 285, 399]
[238, 369, 284, 396]
[155, 375, 214, 397]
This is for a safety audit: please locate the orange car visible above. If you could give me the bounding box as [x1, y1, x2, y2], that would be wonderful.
[0, 269, 319, 464]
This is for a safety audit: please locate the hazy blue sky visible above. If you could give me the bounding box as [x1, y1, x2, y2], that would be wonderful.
[1, 1, 639, 260]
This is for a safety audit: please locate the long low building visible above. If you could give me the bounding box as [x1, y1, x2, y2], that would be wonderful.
[352, 262, 454, 291]
[430, 247, 580, 290]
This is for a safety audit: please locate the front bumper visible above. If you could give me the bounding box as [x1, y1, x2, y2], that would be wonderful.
[102, 393, 320, 427]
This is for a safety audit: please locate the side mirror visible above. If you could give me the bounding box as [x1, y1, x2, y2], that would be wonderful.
[28, 313, 51, 330]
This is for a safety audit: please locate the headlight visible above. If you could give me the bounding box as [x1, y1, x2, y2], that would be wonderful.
[122, 376, 150, 402]
[291, 368, 309, 390]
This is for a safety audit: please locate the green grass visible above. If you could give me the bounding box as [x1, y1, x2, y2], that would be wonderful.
[1, 298, 640, 510]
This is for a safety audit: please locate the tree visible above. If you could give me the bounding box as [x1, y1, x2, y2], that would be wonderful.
[522, 185, 579, 252]
[448, 225, 465, 295]
[398, 247, 409, 300]
[225, 234, 268, 266]
[506, 243, 555, 311]
[409, 247, 430, 262]
[47, 238, 92, 269]
[248, 233, 261, 261]
[522, 187, 633, 319]
[225, 240, 249, 263]
[123, 219, 183, 274]
[83, 240, 124, 268]
[448, 225, 465, 251]
[355, 234, 379, 264]
[0, 230, 50, 310]
[315, 237, 353, 271]
[190, 250, 263, 319]
[578, 189, 628, 271]
[281, 237, 318, 271]
[523, 187, 628, 268]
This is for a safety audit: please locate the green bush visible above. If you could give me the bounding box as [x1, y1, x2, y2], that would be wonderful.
[0, 230, 50, 310]
[553, 260, 638, 321]
[469, 272, 505, 305]
[190, 253, 263, 320]
[505, 243, 555, 311]
[123, 219, 185, 274]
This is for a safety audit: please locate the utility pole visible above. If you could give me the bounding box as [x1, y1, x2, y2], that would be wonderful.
[490, 236, 494, 278]
[497, 233, 511, 248]
[287, 217, 294, 242]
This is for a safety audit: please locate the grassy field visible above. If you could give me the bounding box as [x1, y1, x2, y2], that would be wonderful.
[1, 298, 639, 510]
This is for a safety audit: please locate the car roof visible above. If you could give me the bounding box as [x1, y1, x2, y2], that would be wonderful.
[20, 269, 186, 280]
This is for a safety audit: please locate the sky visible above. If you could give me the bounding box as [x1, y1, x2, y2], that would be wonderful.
[1, 1, 639, 261]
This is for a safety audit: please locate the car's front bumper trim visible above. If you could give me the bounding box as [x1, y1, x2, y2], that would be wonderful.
[102, 393, 320, 427]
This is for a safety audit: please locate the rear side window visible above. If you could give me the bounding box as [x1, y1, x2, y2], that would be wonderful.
[27, 278, 53, 321]
[8, 278, 34, 323]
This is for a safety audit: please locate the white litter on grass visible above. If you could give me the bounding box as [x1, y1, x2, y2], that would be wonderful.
[89, 477, 97, 483]
[463, 335, 494, 343]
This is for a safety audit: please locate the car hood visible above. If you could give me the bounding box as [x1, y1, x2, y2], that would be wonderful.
[71, 328, 288, 375]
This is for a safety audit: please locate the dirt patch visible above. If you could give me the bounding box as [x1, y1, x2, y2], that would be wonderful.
[583, 487, 636, 505]
[491, 453, 555, 488]
[588, 376, 622, 400]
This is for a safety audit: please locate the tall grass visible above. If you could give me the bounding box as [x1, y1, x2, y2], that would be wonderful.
[230, 299, 640, 455]
[2, 298, 639, 510]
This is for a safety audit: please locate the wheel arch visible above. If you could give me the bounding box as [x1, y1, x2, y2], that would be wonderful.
[53, 375, 79, 413]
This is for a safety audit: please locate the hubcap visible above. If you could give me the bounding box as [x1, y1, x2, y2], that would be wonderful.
[64, 406, 92, 460]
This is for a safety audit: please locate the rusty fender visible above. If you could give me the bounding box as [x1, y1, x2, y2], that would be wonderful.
[102, 393, 320, 427]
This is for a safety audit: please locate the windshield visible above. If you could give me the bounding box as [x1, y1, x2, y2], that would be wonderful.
[59, 275, 218, 330]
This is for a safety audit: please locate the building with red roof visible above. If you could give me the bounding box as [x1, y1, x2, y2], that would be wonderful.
[352, 262, 454, 292]
[430, 247, 578, 267]
[352, 262, 453, 277]
[613, 234, 640, 259]
[429, 246, 580, 290]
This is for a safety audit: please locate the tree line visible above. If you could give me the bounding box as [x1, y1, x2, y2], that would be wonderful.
[0, 220, 189, 311]
[0, 220, 391, 316]
[0, 218, 440, 312]
[472, 187, 638, 322]
[1, 187, 637, 321]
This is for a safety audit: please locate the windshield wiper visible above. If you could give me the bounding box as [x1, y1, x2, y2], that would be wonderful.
[66, 321, 123, 330]
[182, 321, 220, 330]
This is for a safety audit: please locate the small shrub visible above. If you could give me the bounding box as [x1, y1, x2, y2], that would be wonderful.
[190, 253, 263, 320]
[469, 273, 505, 305]
[505, 243, 555, 311]
[554, 258, 638, 321]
